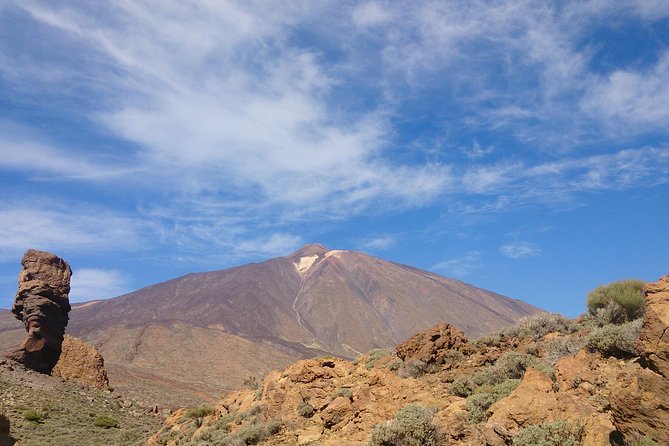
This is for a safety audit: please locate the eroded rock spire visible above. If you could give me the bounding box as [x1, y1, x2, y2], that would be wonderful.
[5, 249, 72, 373]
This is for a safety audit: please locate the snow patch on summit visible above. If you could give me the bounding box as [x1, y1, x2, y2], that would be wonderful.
[294, 255, 318, 274]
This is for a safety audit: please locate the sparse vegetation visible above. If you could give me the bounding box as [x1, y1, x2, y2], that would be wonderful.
[503, 313, 575, 340]
[387, 358, 402, 371]
[93, 415, 119, 429]
[587, 279, 646, 324]
[368, 404, 442, 446]
[243, 376, 259, 389]
[586, 318, 642, 357]
[398, 359, 427, 378]
[512, 420, 584, 446]
[466, 379, 520, 422]
[23, 409, 43, 423]
[453, 351, 553, 398]
[1, 365, 160, 446]
[334, 387, 353, 400]
[626, 436, 660, 446]
[365, 349, 395, 370]
[237, 420, 282, 444]
[544, 336, 587, 365]
[297, 401, 315, 418]
[474, 333, 502, 347]
[186, 405, 216, 419]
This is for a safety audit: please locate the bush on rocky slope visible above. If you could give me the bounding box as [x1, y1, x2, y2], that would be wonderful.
[512, 420, 585, 446]
[586, 318, 642, 357]
[587, 279, 646, 324]
[369, 404, 442, 446]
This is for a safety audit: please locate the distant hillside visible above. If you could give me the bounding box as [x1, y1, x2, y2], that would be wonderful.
[0, 245, 540, 407]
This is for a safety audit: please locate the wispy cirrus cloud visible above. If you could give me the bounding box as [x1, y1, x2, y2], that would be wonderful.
[1, 0, 668, 270]
[70, 268, 130, 302]
[500, 242, 541, 259]
[433, 251, 481, 277]
[0, 121, 139, 180]
[358, 234, 397, 250]
[0, 201, 148, 261]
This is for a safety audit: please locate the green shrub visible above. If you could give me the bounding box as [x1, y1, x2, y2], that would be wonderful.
[503, 313, 575, 340]
[368, 404, 442, 446]
[93, 415, 119, 429]
[544, 336, 587, 365]
[587, 279, 646, 324]
[186, 405, 216, 419]
[237, 420, 281, 444]
[365, 349, 395, 370]
[334, 387, 353, 400]
[297, 402, 314, 418]
[23, 409, 42, 423]
[398, 359, 427, 378]
[474, 333, 502, 347]
[466, 379, 520, 423]
[452, 352, 552, 398]
[387, 358, 402, 371]
[586, 318, 642, 357]
[627, 436, 660, 446]
[512, 420, 584, 446]
[451, 377, 473, 397]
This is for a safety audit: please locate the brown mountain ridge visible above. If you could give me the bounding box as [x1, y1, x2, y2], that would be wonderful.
[0, 244, 540, 407]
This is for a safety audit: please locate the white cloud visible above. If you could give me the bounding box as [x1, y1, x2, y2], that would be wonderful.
[582, 52, 669, 132]
[463, 142, 494, 160]
[70, 268, 130, 302]
[1, 0, 668, 266]
[359, 235, 397, 250]
[0, 201, 147, 261]
[433, 251, 481, 277]
[500, 242, 541, 259]
[2, 0, 451, 219]
[0, 121, 139, 180]
[352, 2, 392, 27]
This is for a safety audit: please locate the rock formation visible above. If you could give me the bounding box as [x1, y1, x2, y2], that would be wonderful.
[52, 335, 109, 389]
[611, 272, 669, 443]
[395, 322, 471, 364]
[5, 249, 72, 373]
[638, 273, 669, 377]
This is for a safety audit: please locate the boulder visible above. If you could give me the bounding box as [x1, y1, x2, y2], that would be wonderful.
[5, 250, 72, 373]
[52, 335, 109, 390]
[395, 323, 470, 364]
[611, 362, 669, 443]
[609, 273, 669, 443]
[638, 273, 669, 378]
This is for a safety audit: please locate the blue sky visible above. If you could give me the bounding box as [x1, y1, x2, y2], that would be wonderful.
[1, 1, 668, 316]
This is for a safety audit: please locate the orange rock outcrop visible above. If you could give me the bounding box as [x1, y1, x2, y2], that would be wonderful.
[52, 335, 109, 390]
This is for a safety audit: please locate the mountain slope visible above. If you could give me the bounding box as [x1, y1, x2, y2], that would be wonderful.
[1, 245, 540, 406]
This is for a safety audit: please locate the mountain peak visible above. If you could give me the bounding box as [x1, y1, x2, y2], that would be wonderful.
[289, 243, 329, 257]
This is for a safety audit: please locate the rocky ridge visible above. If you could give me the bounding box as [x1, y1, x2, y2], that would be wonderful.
[148, 273, 669, 446]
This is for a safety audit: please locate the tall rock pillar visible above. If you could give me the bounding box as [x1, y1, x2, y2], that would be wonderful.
[5, 249, 72, 373]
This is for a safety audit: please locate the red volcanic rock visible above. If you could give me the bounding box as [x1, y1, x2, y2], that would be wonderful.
[396, 323, 470, 364]
[638, 273, 669, 378]
[52, 335, 109, 390]
[5, 249, 72, 373]
[610, 272, 669, 443]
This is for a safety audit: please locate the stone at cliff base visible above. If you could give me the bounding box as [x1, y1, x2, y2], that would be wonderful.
[52, 335, 109, 390]
[4, 249, 72, 373]
[395, 323, 470, 364]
